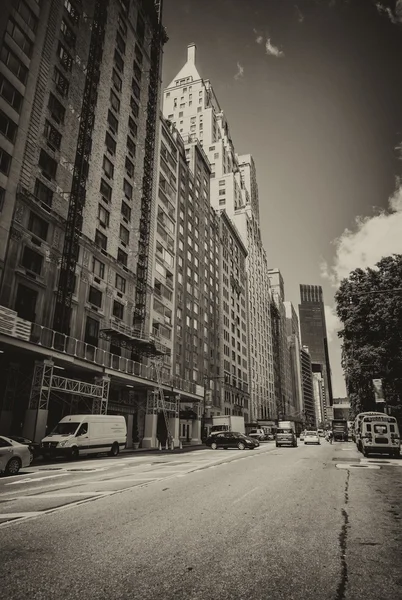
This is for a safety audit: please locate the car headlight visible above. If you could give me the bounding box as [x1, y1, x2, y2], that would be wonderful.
[58, 440, 70, 447]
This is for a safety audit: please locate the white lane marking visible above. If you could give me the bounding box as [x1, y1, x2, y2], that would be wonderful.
[336, 464, 380, 470]
[5, 473, 69, 485]
[233, 487, 260, 505]
[0, 512, 43, 519]
[21, 492, 115, 498]
[91, 476, 163, 482]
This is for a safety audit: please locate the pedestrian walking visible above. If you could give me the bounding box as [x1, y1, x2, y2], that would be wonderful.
[328, 430, 333, 444]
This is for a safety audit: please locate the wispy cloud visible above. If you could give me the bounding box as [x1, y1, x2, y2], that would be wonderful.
[375, 1, 402, 24]
[320, 182, 402, 288]
[265, 38, 285, 58]
[295, 4, 305, 22]
[234, 62, 244, 80]
[253, 28, 264, 44]
[324, 305, 341, 342]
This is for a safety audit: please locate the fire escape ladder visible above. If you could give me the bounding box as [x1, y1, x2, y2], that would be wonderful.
[53, 1, 108, 335]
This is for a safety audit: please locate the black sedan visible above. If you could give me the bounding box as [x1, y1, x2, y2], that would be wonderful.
[206, 432, 259, 450]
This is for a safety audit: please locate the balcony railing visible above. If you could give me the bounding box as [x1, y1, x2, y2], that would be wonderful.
[0, 313, 199, 397]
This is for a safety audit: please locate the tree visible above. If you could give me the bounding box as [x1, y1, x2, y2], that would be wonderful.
[335, 254, 402, 419]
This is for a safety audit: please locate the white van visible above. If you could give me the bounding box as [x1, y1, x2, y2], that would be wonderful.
[360, 415, 400, 458]
[41, 414, 127, 459]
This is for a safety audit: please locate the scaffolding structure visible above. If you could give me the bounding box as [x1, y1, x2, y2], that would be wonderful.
[147, 359, 179, 447]
[53, 0, 108, 335]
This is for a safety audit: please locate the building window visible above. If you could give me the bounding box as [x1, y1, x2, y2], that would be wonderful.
[123, 179, 132, 199]
[125, 157, 134, 178]
[133, 62, 142, 82]
[113, 300, 124, 320]
[117, 248, 128, 266]
[48, 93, 65, 124]
[0, 74, 23, 112]
[107, 109, 118, 134]
[14, 283, 37, 322]
[119, 224, 129, 245]
[127, 135, 136, 157]
[135, 44, 143, 65]
[34, 179, 53, 206]
[114, 49, 124, 72]
[1, 44, 28, 84]
[100, 178, 112, 203]
[64, 0, 80, 25]
[53, 68, 69, 97]
[98, 204, 110, 227]
[117, 13, 127, 36]
[16, 0, 38, 32]
[115, 273, 126, 293]
[92, 257, 105, 279]
[21, 246, 43, 274]
[112, 69, 122, 92]
[116, 31, 126, 55]
[38, 149, 57, 180]
[128, 116, 137, 138]
[131, 79, 140, 100]
[103, 155, 114, 179]
[88, 285, 102, 307]
[130, 96, 139, 119]
[60, 18, 76, 48]
[57, 42, 73, 72]
[105, 131, 116, 155]
[28, 212, 48, 241]
[84, 316, 99, 346]
[110, 90, 120, 113]
[121, 201, 131, 221]
[44, 120, 62, 150]
[0, 110, 18, 143]
[6, 18, 33, 58]
[95, 229, 107, 250]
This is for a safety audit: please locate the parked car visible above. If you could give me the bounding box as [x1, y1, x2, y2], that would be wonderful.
[248, 428, 265, 441]
[206, 432, 259, 450]
[0, 435, 32, 475]
[300, 431, 305, 441]
[8, 435, 41, 462]
[304, 431, 320, 445]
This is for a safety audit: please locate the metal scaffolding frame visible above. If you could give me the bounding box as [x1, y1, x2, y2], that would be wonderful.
[147, 359, 179, 445]
[27, 360, 110, 414]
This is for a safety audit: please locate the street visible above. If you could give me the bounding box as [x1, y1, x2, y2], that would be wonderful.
[1, 442, 402, 600]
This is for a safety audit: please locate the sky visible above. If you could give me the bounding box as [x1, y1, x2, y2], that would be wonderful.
[160, 0, 402, 397]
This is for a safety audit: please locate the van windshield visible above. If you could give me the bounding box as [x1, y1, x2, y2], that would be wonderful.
[277, 428, 292, 434]
[51, 422, 80, 435]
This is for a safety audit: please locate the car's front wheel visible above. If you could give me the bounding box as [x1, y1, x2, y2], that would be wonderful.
[238, 442, 246, 450]
[5, 457, 21, 475]
[211, 442, 218, 450]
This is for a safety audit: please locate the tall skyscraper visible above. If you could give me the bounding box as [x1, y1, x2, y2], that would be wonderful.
[299, 285, 333, 413]
[284, 300, 303, 422]
[163, 44, 275, 421]
[0, 0, 200, 447]
[300, 346, 316, 427]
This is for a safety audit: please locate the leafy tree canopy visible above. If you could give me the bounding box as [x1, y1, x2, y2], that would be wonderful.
[335, 254, 402, 418]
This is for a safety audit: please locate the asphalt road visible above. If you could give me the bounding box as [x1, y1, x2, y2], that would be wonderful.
[1, 441, 402, 600]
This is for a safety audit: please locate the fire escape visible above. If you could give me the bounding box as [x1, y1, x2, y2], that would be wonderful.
[53, 0, 108, 336]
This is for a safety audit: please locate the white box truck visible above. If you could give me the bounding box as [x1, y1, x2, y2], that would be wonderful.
[276, 420, 297, 448]
[41, 414, 127, 460]
[210, 415, 245, 435]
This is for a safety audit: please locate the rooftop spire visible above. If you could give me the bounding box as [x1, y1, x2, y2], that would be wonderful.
[187, 43, 196, 64]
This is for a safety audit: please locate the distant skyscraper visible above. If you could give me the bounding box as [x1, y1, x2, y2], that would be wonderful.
[300, 346, 316, 427]
[299, 285, 333, 411]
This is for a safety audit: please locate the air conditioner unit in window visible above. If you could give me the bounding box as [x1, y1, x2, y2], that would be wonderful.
[42, 171, 52, 181]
